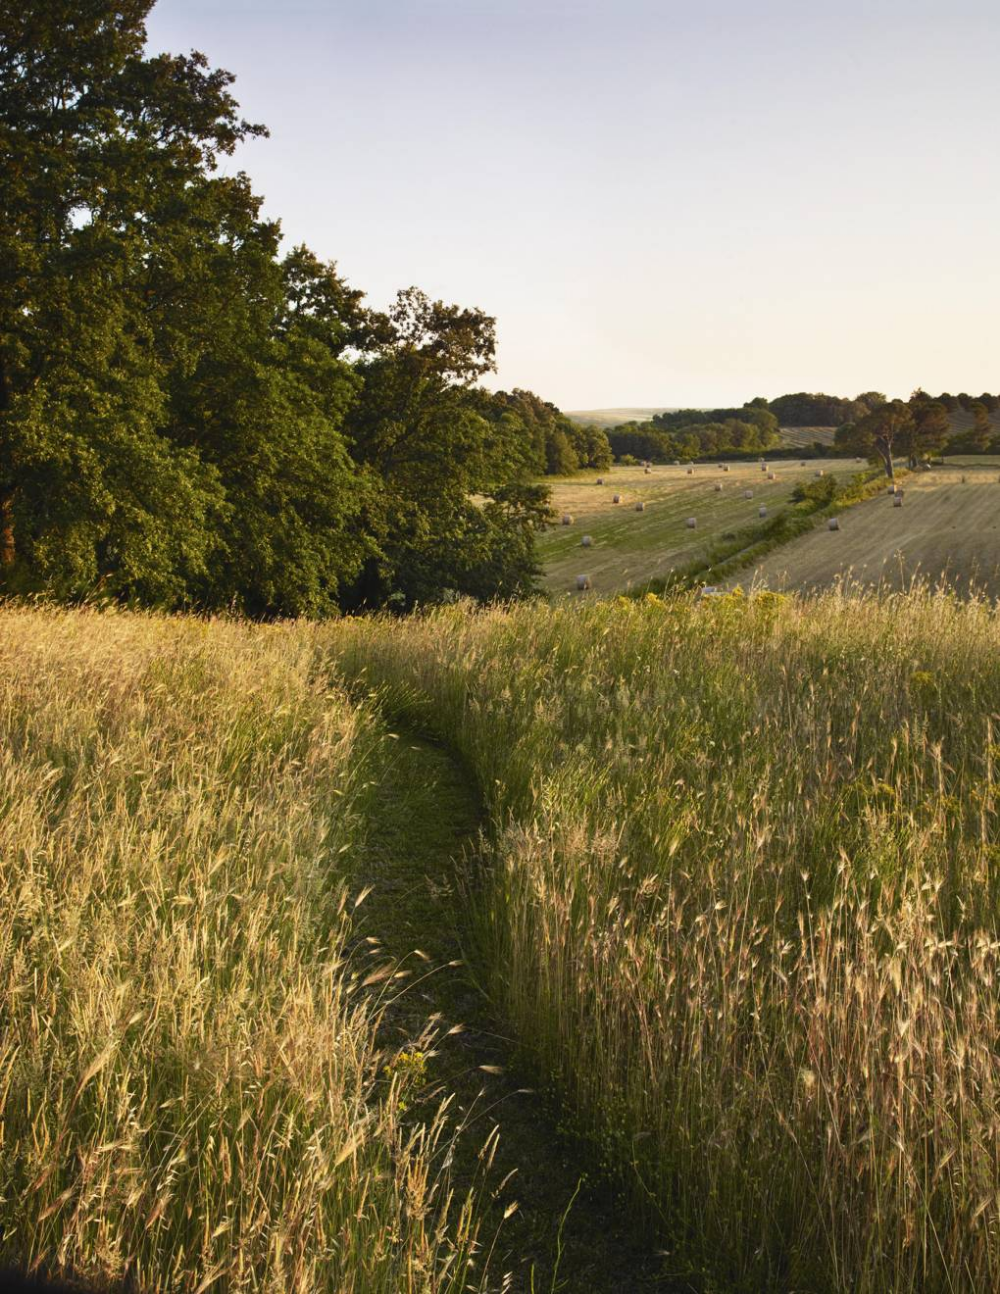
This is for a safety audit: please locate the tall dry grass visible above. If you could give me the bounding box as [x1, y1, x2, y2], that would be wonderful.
[328, 586, 1000, 1292]
[0, 607, 491, 1293]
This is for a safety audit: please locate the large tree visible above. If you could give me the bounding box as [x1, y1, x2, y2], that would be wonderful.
[902, 393, 950, 466]
[0, 0, 263, 597]
[834, 400, 914, 481]
[1, 3, 553, 612]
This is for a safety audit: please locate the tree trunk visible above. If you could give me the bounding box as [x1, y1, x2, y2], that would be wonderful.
[0, 492, 13, 570]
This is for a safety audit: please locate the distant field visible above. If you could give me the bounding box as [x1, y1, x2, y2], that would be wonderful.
[564, 407, 676, 427]
[538, 457, 863, 595]
[779, 425, 837, 447]
[740, 457, 1000, 597]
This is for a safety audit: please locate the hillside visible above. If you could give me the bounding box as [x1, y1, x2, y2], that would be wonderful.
[564, 406, 677, 427]
[538, 457, 864, 594]
[738, 457, 1000, 596]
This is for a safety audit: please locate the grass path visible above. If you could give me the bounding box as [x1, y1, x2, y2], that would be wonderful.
[351, 732, 671, 1293]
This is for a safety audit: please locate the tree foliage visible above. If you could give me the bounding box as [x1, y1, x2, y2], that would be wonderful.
[0, 1, 560, 612]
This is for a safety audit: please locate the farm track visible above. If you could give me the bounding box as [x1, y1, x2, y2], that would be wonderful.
[355, 733, 674, 1293]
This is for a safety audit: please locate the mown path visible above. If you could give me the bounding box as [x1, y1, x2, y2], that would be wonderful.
[353, 732, 674, 1293]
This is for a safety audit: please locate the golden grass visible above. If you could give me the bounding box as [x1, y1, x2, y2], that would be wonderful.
[0, 607, 489, 1293]
[329, 587, 1000, 1292]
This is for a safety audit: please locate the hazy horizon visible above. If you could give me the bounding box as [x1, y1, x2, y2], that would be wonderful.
[146, 0, 1000, 410]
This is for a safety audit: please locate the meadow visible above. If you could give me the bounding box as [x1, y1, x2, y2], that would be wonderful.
[8, 588, 1000, 1292]
[537, 457, 863, 595]
[0, 610, 492, 1293]
[332, 589, 1000, 1293]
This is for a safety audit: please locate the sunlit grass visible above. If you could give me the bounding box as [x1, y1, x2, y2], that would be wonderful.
[329, 585, 1000, 1292]
[0, 607, 491, 1293]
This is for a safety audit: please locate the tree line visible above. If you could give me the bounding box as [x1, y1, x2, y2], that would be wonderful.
[609, 390, 999, 468]
[836, 390, 1000, 479]
[1, 2, 609, 616]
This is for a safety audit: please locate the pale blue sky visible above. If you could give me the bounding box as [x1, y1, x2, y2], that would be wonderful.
[146, 0, 1000, 409]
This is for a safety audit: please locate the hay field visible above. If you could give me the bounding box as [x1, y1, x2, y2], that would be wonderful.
[778, 424, 837, 448]
[538, 457, 863, 594]
[741, 458, 1000, 596]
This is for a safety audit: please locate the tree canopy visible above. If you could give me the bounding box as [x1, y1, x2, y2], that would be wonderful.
[0, 0, 572, 613]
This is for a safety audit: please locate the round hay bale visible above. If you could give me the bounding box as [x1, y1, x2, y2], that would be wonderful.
[714, 482, 723, 492]
[635, 501, 646, 512]
[828, 517, 840, 531]
[723, 464, 730, 472]
[744, 489, 753, 499]
[686, 517, 697, 529]
[767, 472, 776, 480]
[612, 493, 621, 504]
[686, 467, 693, 475]
[761, 463, 767, 473]
[575, 574, 591, 591]
[800, 461, 806, 467]
[561, 513, 573, 525]
[581, 534, 592, 546]
[758, 505, 767, 517]
[815, 470, 825, 478]
[674, 459, 681, 466]
[596, 477, 604, 485]
[644, 466, 652, 475]
[893, 495, 903, 508]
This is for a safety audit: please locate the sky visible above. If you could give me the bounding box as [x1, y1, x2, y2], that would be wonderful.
[145, 0, 1000, 410]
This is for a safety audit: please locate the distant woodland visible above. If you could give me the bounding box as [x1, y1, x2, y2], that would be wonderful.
[609, 390, 1000, 470]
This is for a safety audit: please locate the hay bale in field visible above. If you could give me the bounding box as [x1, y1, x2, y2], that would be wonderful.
[674, 459, 681, 466]
[686, 467, 693, 475]
[723, 464, 730, 472]
[893, 495, 903, 508]
[800, 461, 806, 467]
[561, 513, 573, 525]
[686, 516, 697, 529]
[828, 517, 840, 531]
[576, 574, 591, 590]
[744, 489, 753, 499]
[758, 505, 767, 517]
[815, 470, 825, 478]
[635, 501, 646, 512]
[612, 493, 621, 503]
[581, 534, 592, 546]
[715, 482, 723, 492]
[767, 472, 776, 480]
[644, 466, 652, 474]
[596, 477, 604, 485]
